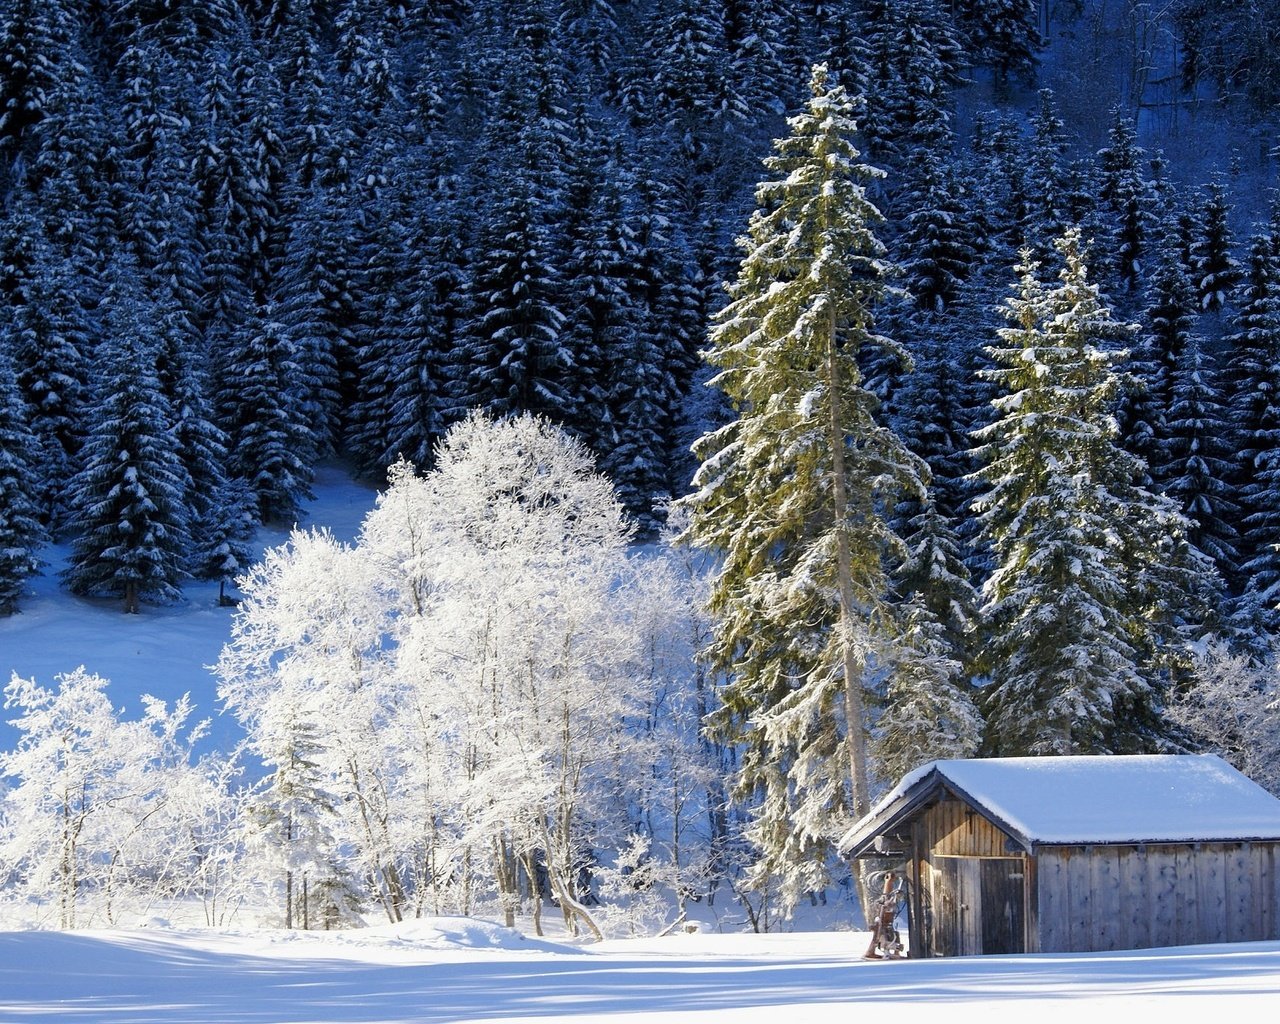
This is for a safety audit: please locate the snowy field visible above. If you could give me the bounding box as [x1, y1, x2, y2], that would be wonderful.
[2, 916, 1279, 1023]
[4, 466, 1280, 1021]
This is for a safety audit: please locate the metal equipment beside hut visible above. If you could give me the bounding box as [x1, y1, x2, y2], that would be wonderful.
[841, 755, 1280, 957]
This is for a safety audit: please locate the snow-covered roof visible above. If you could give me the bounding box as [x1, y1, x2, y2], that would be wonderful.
[842, 754, 1280, 855]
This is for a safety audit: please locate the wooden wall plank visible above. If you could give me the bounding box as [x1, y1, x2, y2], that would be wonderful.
[1172, 849, 1192, 942]
[1149, 848, 1177, 949]
[1119, 846, 1150, 950]
[1037, 851, 1066, 953]
[1091, 847, 1123, 950]
[1226, 844, 1255, 941]
[1067, 848, 1092, 951]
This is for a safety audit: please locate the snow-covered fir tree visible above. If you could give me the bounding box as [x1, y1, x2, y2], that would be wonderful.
[971, 230, 1215, 755]
[679, 65, 928, 911]
[62, 278, 190, 614]
[217, 308, 316, 525]
[0, 344, 44, 614]
[1226, 229, 1280, 616]
[1190, 175, 1242, 315]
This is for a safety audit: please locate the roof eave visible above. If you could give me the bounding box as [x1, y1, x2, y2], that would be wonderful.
[841, 766, 1037, 858]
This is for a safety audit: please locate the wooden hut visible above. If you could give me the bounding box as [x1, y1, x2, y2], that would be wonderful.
[841, 755, 1280, 957]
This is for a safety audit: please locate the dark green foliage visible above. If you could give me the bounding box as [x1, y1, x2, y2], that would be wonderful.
[1190, 176, 1242, 314]
[218, 310, 316, 525]
[0, 345, 45, 614]
[62, 283, 191, 613]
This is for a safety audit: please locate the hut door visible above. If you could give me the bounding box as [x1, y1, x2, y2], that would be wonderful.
[979, 858, 1025, 954]
[942, 857, 1026, 956]
[954, 859, 983, 955]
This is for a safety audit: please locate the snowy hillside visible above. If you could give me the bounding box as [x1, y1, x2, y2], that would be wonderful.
[0, 463, 379, 759]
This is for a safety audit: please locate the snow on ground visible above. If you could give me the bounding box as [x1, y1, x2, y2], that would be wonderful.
[1, 916, 1279, 1023]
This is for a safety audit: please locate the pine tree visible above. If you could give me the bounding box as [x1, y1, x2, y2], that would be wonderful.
[557, 123, 635, 456]
[1163, 334, 1239, 578]
[1226, 231, 1280, 615]
[1021, 89, 1075, 258]
[63, 282, 191, 614]
[644, 0, 747, 164]
[971, 230, 1212, 755]
[0, 344, 45, 614]
[1096, 110, 1156, 299]
[679, 66, 926, 909]
[1123, 217, 1199, 484]
[860, 0, 966, 165]
[1190, 174, 1242, 314]
[896, 149, 977, 312]
[219, 309, 316, 525]
[6, 232, 90, 530]
[190, 474, 258, 607]
[459, 171, 569, 423]
[953, 0, 1040, 91]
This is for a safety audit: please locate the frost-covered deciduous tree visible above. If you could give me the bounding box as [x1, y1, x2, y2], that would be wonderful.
[219, 412, 702, 937]
[0, 669, 211, 928]
[361, 413, 642, 938]
[1168, 639, 1280, 797]
[217, 527, 399, 922]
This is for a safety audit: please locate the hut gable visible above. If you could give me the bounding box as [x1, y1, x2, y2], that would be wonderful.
[841, 755, 1280, 958]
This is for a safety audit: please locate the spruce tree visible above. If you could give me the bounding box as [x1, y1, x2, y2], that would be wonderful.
[679, 66, 926, 909]
[0, 344, 45, 615]
[1190, 175, 1242, 314]
[1163, 334, 1239, 578]
[1096, 110, 1156, 299]
[219, 309, 316, 525]
[7, 234, 90, 530]
[972, 230, 1212, 754]
[1123, 217, 1198, 484]
[896, 149, 977, 313]
[1226, 231, 1280, 614]
[63, 285, 191, 614]
[953, 0, 1040, 91]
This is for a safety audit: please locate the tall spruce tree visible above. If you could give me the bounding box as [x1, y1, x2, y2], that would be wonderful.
[1096, 110, 1155, 300]
[972, 230, 1213, 755]
[1190, 175, 1242, 314]
[1162, 333, 1239, 577]
[219, 308, 316, 525]
[63, 282, 191, 613]
[0, 343, 45, 614]
[679, 66, 927, 910]
[1227, 231, 1280, 615]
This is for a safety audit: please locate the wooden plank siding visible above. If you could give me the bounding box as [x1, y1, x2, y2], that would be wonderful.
[925, 797, 1016, 858]
[900, 793, 1280, 957]
[1036, 843, 1280, 952]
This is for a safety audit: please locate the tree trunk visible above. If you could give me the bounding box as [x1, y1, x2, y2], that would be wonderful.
[825, 309, 876, 930]
[824, 314, 871, 821]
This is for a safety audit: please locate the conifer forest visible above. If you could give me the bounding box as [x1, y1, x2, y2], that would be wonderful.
[3, 0, 1280, 931]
